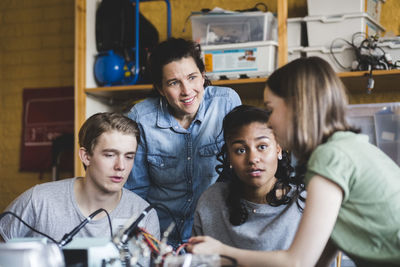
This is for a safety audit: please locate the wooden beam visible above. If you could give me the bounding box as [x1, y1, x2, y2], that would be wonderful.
[74, 0, 86, 177]
[277, 0, 288, 67]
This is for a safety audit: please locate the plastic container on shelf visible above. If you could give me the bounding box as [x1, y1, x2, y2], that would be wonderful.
[377, 37, 400, 63]
[202, 40, 277, 80]
[304, 13, 385, 48]
[288, 46, 304, 62]
[287, 17, 307, 47]
[307, 0, 385, 22]
[374, 108, 400, 165]
[303, 45, 356, 72]
[346, 102, 400, 166]
[191, 11, 277, 46]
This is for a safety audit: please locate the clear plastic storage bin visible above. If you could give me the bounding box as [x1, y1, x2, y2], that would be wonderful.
[287, 17, 307, 47]
[191, 12, 277, 46]
[307, 0, 385, 22]
[288, 46, 304, 62]
[346, 102, 400, 166]
[377, 37, 400, 63]
[304, 45, 356, 72]
[375, 110, 400, 166]
[305, 13, 385, 48]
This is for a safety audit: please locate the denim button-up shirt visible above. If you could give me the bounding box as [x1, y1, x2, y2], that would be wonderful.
[125, 86, 241, 245]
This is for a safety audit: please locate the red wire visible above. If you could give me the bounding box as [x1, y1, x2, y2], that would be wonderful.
[175, 243, 189, 255]
[143, 233, 159, 253]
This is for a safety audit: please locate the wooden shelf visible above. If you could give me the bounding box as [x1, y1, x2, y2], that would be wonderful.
[85, 77, 267, 101]
[339, 69, 400, 93]
[85, 83, 154, 101]
[338, 69, 400, 78]
[85, 77, 267, 92]
[85, 70, 400, 101]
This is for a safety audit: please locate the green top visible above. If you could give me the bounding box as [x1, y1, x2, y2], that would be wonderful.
[305, 131, 400, 266]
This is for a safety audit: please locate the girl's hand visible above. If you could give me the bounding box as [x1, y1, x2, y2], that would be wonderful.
[187, 236, 224, 255]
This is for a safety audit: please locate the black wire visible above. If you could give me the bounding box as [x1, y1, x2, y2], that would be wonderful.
[120, 205, 155, 244]
[235, 2, 268, 12]
[352, 31, 368, 46]
[103, 209, 113, 239]
[329, 37, 354, 71]
[354, 33, 394, 71]
[151, 202, 184, 245]
[336, 32, 398, 72]
[0, 211, 58, 244]
[59, 208, 113, 247]
[116, 202, 181, 249]
[255, 3, 268, 12]
[182, 13, 193, 33]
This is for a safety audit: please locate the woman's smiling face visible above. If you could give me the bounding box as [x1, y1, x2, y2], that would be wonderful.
[158, 57, 205, 123]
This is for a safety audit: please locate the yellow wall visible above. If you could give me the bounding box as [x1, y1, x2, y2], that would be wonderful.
[0, 0, 74, 210]
[0, 0, 399, 211]
[381, 0, 400, 35]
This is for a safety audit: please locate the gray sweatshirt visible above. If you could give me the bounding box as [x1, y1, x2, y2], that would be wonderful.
[193, 182, 303, 250]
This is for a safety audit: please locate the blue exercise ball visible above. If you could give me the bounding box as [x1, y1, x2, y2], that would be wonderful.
[94, 50, 126, 86]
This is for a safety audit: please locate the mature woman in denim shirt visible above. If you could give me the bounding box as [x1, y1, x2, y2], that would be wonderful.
[124, 38, 241, 247]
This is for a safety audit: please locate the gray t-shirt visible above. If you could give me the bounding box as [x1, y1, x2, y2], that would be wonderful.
[193, 182, 303, 250]
[0, 178, 160, 242]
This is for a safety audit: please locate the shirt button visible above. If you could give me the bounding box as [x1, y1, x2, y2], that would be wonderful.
[180, 219, 184, 223]
[188, 199, 191, 202]
[160, 163, 164, 167]
[187, 157, 191, 160]
[175, 126, 179, 129]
